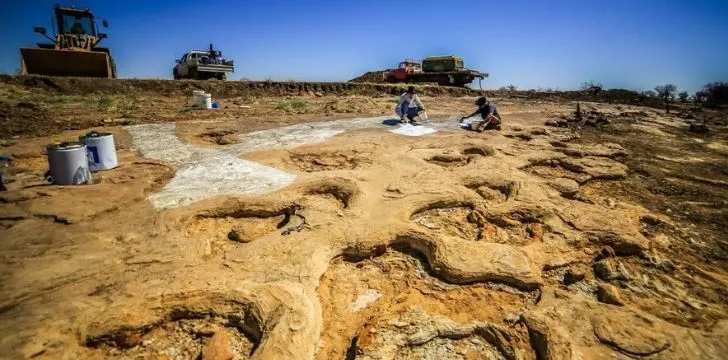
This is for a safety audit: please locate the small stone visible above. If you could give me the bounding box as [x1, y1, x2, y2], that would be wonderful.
[594, 259, 617, 280]
[503, 314, 520, 324]
[596, 284, 625, 306]
[314, 92, 324, 97]
[688, 123, 709, 133]
[54, 215, 73, 225]
[605, 198, 616, 208]
[657, 259, 676, 272]
[616, 262, 631, 281]
[563, 268, 586, 285]
[548, 178, 580, 198]
[217, 134, 239, 145]
[202, 332, 233, 360]
[195, 326, 217, 337]
[530, 127, 549, 135]
[545, 120, 559, 127]
[594, 246, 616, 261]
[227, 225, 253, 243]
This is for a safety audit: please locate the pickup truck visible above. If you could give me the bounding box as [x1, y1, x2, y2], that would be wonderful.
[173, 45, 234, 80]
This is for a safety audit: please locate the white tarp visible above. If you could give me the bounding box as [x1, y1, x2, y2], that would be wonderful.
[388, 123, 438, 137]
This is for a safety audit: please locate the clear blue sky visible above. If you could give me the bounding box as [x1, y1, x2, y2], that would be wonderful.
[2, 0, 727, 93]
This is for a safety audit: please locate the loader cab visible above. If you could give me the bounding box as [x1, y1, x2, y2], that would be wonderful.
[55, 6, 97, 36]
[21, 4, 116, 78]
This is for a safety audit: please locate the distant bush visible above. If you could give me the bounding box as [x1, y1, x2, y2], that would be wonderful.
[498, 85, 518, 91]
[696, 82, 728, 106]
[580, 81, 603, 96]
[654, 84, 678, 113]
[678, 91, 689, 102]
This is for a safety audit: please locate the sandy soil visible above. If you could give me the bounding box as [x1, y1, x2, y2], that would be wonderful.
[1, 80, 727, 359]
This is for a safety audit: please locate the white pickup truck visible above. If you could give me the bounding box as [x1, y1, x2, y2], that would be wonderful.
[173, 45, 234, 80]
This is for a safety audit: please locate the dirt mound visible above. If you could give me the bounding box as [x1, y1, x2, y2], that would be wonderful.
[348, 70, 386, 84]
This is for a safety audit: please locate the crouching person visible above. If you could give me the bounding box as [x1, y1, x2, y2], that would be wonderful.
[461, 96, 501, 132]
[396, 86, 426, 123]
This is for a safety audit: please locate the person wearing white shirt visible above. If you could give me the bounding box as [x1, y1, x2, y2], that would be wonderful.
[395, 86, 426, 123]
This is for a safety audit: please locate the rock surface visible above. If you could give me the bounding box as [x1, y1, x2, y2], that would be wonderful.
[547, 178, 580, 198]
[202, 332, 234, 360]
[596, 283, 625, 306]
[1, 98, 726, 360]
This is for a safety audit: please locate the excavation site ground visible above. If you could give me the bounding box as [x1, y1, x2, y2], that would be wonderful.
[1, 77, 727, 359]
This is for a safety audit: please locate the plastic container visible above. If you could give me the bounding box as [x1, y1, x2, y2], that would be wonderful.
[46, 142, 91, 185]
[201, 93, 212, 109]
[191, 90, 205, 107]
[79, 131, 118, 172]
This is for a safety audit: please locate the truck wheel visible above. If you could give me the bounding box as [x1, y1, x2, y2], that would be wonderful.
[387, 76, 397, 83]
[216, 73, 226, 81]
[190, 69, 198, 80]
[173, 69, 179, 80]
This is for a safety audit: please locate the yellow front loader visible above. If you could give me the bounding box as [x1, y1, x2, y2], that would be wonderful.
[20, 4, 116, 78]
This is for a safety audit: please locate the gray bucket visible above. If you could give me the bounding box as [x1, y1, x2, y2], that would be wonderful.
[46, 142, 91, 185]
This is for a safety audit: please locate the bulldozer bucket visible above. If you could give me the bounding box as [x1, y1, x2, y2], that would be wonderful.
[20, 48, 115, 78]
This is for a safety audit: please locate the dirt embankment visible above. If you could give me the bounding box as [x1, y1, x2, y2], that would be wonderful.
[0, 75, 482, 98]
[0, 75, 676, 105]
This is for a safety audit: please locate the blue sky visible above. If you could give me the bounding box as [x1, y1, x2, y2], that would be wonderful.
[2, 0, 727, 93]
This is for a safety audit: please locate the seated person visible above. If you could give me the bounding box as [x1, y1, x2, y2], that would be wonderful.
[461, 96, 501, 132]
[70, 22, 86, 35]
[395, 86, 426, 123]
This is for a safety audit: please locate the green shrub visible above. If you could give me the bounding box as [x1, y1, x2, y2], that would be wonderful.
[276, 99, 309, 113]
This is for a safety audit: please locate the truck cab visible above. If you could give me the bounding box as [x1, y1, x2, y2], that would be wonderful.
[384, 59, 422, 82]
[173, 46, 234, 80]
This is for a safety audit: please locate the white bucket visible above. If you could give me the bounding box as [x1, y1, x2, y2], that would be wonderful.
[47, 142, 91, 185]
[191, 90, 205, 107]
[80, 131, 118, 172]
[201, 93, 212, 109]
